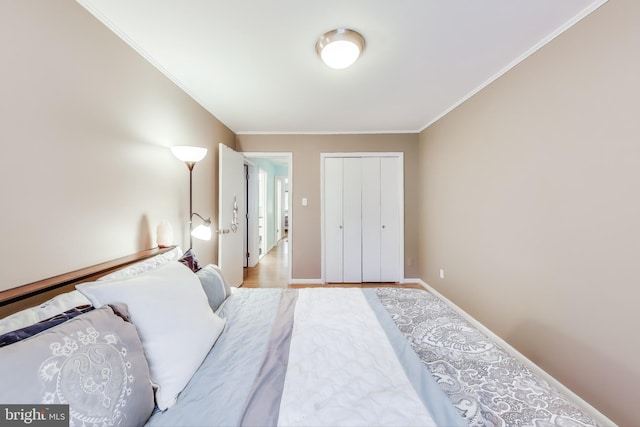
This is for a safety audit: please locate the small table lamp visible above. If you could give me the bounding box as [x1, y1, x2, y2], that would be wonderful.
[156, 220, 174, 248]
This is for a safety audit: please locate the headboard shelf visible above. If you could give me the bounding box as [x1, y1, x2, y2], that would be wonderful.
[0, 246, 176, 318]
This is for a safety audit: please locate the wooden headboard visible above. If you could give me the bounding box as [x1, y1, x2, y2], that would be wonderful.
[0, 246, 176, 318]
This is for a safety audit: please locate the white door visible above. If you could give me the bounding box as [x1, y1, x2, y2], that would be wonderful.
[218, 143, 244, 287]
[324, 157, 344, 282]
[258, 168, 267, 257]
[362, 157, 382, 282]
[245, 162, 259, 268]
[275, 176, 287, 241]
[380, 157, 402, 282]
[322, 153, 404, 284]
[361, 156, 402, 282]
[342, 158, 362, 282]
[324, 157, 362, 283]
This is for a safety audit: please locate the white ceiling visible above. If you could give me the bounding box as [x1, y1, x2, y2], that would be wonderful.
[78, 0, 605, 134]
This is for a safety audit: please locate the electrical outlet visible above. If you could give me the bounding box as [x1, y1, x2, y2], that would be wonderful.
[439, 268, 445, 279]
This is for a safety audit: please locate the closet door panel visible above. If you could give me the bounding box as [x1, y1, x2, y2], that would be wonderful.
[342, 158, 362, 282]
[361, 157, 381, 282]
[324, 158, 344, 282]
[380, 157, 401, 282]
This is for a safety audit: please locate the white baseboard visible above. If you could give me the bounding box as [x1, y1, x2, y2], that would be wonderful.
[416, 279, 616, 427]
[289, 278, 323, 285]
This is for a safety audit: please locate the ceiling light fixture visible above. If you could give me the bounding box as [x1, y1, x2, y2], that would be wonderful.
[316, 28, 365, 70]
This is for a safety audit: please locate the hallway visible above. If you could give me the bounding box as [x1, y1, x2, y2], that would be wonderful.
[243, 237, 289, 288]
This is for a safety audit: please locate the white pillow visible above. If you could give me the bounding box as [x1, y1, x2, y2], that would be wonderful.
[76, 261, 225, 410]
[196, 264, 231, 312]
[0, 291, 91, 334]
[98, 246, 183, 281]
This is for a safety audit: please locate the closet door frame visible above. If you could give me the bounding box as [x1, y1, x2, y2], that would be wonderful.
[320, 152, 404, 284]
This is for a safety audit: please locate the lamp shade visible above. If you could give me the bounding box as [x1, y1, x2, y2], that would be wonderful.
[316, 28, 365, 69]
[171, 146, 208, 163]
[191, 224, 212, 241]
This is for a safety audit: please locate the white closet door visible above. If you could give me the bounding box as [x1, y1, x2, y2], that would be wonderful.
[380, 156, 401, 282]
[342, 158, 362, 282]
[361, 158, 381, 282]
[324, 157, 344, 282]
[323, 153, 403, 284]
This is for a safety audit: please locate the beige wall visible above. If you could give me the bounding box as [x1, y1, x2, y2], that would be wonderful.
[0, 0, 234, 291]
[418, 0, 639, 424]
[2, 0, 634, 422]
[236, 134, 420, 281]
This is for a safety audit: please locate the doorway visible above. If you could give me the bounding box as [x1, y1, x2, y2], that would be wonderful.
[243, 152, 292, 285]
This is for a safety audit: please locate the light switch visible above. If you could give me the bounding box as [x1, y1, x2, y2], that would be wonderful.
[302, 197, 308, 206]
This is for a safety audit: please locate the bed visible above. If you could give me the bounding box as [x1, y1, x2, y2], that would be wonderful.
[0, 247, 612, 427]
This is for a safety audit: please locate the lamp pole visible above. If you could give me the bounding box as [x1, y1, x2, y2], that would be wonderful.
[171, 145, 209, 249]
[186, 161, 196, 249]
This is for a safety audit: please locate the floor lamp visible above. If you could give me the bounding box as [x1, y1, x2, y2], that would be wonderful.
[171, 146, 212, 249]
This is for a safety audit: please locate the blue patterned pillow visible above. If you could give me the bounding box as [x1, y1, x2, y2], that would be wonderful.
[0, 305, 94, 348]
[0, 304, 154, 426]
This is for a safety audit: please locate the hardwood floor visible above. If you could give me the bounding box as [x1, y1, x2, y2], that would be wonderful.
[242, 236, 424, 290]
[243, 236, 290, 288]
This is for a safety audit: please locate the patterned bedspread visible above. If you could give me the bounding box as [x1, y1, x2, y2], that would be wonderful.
[375, 287, 602, 427]
[146, 287, 605, 427]
[147, 288, 465, 427]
